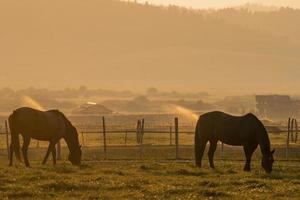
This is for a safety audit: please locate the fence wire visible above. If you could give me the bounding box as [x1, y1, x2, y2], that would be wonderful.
[0, 119, 299, 162]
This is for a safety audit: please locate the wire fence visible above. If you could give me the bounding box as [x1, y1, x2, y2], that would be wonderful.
[0, 117, 299, 162]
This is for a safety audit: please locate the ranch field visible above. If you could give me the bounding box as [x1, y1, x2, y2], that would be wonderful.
[0, 114, 299, 199]
[0, 160, 300, 200]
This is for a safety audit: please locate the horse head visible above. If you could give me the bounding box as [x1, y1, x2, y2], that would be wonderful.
[262, 149, 275, 173]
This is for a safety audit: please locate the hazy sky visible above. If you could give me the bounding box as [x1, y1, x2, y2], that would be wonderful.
[134, 0, 300, 8]
[1, 0, 299, 94]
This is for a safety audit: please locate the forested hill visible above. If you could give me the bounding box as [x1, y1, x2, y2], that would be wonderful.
[1, 0, 300, 93]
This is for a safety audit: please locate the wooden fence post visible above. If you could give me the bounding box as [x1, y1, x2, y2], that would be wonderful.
[140, 119, 145, 159]
[136, 120, 141, 144]
[81, 131, 85, 147]
[286, 118, 291, 160]
[220, 142, 224, 160]
[5, 120, 10, 160]
[291, 118, 295, 142]
[124, 131, 128, 146]
[175, 117, 179, 160]
[56, 140, 61, 160]
[169, 126, 172, 146]
[102, 116, 107, 160]
[295, 119, 298, 143]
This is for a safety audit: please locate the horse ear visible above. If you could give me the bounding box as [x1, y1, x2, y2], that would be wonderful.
[271, 149, 275, 154]
[80, 145, 82, 149]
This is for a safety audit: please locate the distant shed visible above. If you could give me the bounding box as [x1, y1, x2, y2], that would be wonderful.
[255, 95, 300, 120]
[72, 103, 113, 115]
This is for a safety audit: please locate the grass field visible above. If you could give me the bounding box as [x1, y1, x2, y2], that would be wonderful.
[0, 116, 299, 199]
[0, 160, 300, 200]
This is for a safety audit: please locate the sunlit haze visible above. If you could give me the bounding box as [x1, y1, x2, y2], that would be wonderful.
[0, 0, 300, 96]
[0, 2, 300, 198]
[132, 0, 300, 9]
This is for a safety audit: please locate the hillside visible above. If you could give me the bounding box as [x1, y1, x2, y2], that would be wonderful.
[0, 0, 300, 94]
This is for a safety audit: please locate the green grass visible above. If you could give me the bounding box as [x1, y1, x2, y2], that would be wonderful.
[0, 160, 299, 199]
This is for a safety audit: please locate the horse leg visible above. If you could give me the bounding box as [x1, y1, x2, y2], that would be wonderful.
[243, 143, 258, 171]
[22, 136, 31, 167]
[52, 147, 56, 165]
[208, 140, 218, 169]
[42, 141, 56, 165]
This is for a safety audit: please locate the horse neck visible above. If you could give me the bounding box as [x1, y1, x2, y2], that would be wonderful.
[256, 123, 271, 156]
[64, 133, 79, 152]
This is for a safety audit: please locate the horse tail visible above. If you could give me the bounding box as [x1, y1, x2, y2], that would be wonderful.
[8, 112, 21, 161]
[194, 117, 203, 167]
[195, 114, 212, 167]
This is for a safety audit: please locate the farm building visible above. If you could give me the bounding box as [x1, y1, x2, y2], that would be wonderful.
[72, 103, 114, 115]
[255, 95, 300, 119]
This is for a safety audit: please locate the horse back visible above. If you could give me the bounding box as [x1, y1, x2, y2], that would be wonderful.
[10, 107, 67, 140]
[197, 111, 258, 145]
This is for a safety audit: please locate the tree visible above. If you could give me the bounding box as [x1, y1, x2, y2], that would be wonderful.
[146, 87, 158, 96]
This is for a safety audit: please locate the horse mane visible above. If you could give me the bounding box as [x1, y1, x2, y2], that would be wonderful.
[49, 109, 74, 131]
[49, 109, 80, 147]
[246, 113, 271, 154]
[246, 113, 268, 132]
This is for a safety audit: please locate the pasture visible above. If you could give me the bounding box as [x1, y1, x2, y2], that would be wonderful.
[0, 160, 300, 199]
[0, 114, 299, 199]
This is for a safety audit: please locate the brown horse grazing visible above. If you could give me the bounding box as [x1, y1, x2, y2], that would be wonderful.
[8, 107, 81, 167]
[195, 111, 275, 173]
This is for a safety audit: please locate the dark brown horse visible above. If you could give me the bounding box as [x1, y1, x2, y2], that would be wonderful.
[195, 111, 275, 173]
[8, 107, 81, 167]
